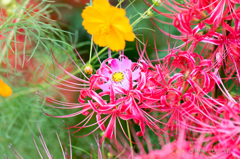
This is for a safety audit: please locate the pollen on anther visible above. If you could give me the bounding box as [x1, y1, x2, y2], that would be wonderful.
[112, 72, 124, 82]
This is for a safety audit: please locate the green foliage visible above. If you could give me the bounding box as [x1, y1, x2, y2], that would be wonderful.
[0, 0, 71, 67]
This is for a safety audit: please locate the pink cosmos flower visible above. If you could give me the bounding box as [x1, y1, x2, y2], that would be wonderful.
[96, 57, 141, 93]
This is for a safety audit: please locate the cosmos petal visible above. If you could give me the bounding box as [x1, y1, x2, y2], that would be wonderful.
[132, 68, 141, 80]
[121, 58, 132, 71]
[110, 59, 121, 72]
[121, 79, 129, 90]
[98, 81, 111, 92]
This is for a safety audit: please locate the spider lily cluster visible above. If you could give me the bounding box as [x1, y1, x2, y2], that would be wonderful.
[36, 0, 240, 158]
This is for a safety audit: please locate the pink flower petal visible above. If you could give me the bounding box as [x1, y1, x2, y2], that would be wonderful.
[132, 68, 141, 80]
[121, 58, 132, 71]
[110, 59, 120, 72]
[98, 81, 111, 92]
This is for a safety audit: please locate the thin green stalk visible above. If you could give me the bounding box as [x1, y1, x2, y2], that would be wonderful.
[0, 14, 15, 30]
[101, 138, 105, 159]
[179, 72, 192, 100]
[180, 84, 191, 100]
[90, 46, 108, 62]
[126, 121, 133, 159]
[89, 35, 93, 64]
[71, 145, 97, 159]
[131, 4, 155, 27]
[116, 0, 125, 8]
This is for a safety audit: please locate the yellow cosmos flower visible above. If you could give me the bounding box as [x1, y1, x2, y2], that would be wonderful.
[0, 79, 12, 97]
[82, 0, 135, 51]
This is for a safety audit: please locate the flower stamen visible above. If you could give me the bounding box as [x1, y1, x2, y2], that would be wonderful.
[98, 23, 111, 35]
[112, 72, 124, 82]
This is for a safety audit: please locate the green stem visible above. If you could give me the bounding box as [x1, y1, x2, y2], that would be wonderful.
[126, 121, 133, 159]
[180, 85, 190, 98]
[71, 145, 97, 159]
[91, 46, 108, 62]
[116, 0, 125, 8]
[101, 138, 105, 159]
[131, 4, 155, 27]
[89, 35, 93, 64]
[0, 14, 15, 30]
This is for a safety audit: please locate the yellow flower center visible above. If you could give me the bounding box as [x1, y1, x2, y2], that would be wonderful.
[98, 23, 111, 35]
[112, 72, 124, 82]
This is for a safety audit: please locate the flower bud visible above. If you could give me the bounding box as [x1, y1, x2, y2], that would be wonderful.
[1, 0, 13, 7]
[100, 131, 105, 137]
[84, 65, 93, 75]
[147, 10, 153, 17]
[107, 152, 113, 158]
[152, 0, 161, 6]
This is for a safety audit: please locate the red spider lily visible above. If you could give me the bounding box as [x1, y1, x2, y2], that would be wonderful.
[143, 0, 217, 45]
[202, 117, 240, 159]
[39, 48, 169, 144]
[143, 0, 240, 127]
[144, 0, 240, 50]
[141, 49, 222, 133]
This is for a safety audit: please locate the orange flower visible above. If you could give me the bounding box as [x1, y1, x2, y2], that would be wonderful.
[0, 79, 12, 97]
[82, 0, 135, 51]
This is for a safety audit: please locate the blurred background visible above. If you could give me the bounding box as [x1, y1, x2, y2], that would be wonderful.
[0, 0, 179, 158]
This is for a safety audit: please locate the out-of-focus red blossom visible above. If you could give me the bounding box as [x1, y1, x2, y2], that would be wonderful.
[135, 143, 203, 159]
[50, 0, 90, 21]
[135, 136, 205, 159]
[64, 0, 90, 6]
[2, 55, 40, 85]
[0, 0, 40, 55]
